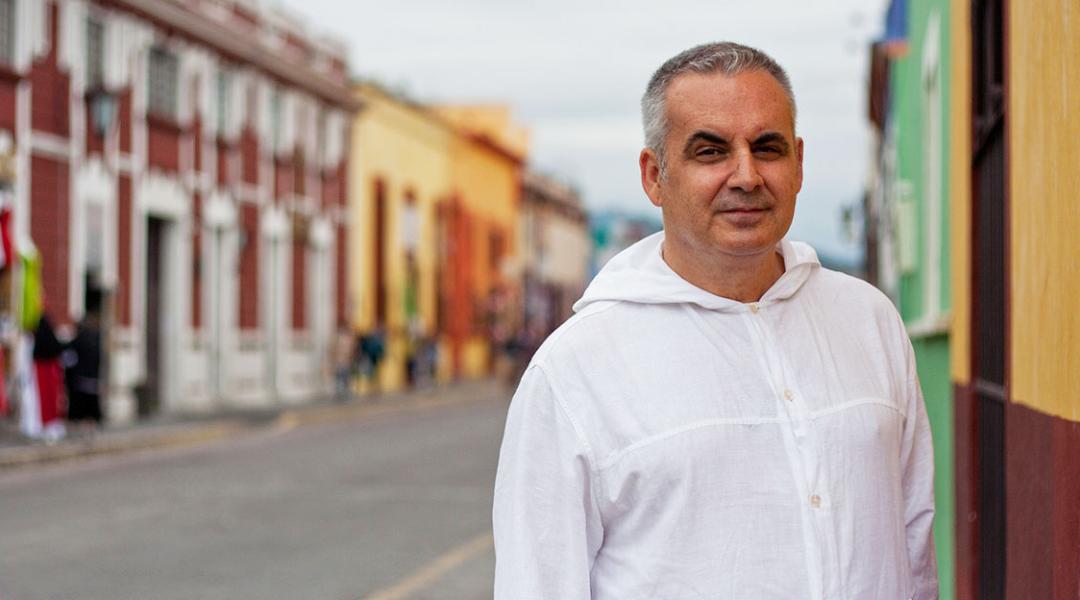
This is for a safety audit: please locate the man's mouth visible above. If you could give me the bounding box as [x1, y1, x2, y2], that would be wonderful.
[719, 207, 769, 214]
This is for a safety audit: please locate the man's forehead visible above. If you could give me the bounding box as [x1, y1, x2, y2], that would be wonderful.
[666, 69, 788, 101]
[665, 70, 796, 137]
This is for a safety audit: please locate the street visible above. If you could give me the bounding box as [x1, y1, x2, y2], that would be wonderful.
[0, 390, 510, 600]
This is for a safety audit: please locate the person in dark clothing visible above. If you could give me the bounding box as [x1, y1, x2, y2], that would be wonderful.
[64, 311, 103, 431]
[33, 314, 67, 441]
[356, 324, 385, 395]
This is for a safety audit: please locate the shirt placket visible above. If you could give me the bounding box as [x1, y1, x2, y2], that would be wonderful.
[744, 302, 838, 600]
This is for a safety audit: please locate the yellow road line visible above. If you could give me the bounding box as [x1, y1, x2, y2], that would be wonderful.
[363, 531, 494, 600]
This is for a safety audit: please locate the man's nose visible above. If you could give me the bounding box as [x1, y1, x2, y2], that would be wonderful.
[727, 149, 764, 192]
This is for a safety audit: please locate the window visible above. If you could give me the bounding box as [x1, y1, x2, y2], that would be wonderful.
[0, 0, 14, 65]
[216, 69, 230, 134]
[86, 16, 105, 89]
[147, 46, 178, 119]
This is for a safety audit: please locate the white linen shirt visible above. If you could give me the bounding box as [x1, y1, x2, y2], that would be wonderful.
[493, 233, 937, 600]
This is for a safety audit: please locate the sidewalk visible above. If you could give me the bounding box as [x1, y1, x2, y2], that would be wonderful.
[0, 379, 511, 470]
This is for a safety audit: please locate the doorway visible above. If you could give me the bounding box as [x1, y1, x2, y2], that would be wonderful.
[140, 216, 168, 417]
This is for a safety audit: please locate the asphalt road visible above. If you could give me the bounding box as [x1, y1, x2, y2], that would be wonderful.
[0, 389, 511, 600]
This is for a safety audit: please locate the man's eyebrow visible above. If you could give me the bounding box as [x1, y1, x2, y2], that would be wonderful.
[682, 131, 728, 156]
[752, 132, 791, 152]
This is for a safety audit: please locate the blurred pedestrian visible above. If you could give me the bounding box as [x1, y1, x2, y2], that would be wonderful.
[331, 321, 355, 402]
[32, 313, 66, 443]
[493, 42, 937, 600]
[63, 309, 104, 435]
[357, 324, 385, 395]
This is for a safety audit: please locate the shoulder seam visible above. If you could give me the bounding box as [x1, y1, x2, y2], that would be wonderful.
[531, 363, 599, 470]
[530, 363, 608, 521]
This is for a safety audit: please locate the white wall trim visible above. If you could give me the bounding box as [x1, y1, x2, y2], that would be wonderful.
[29, 133, 70, 160]
[204, 190, 237, 228]
[309, 216, 333, 249]
[140, 172, 189, 219]
[261, 204, 288, 238]
[906, 312, 950, 339]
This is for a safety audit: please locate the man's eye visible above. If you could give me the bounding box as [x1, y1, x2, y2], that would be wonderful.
[754, 146, 783, 156]
[696, 147, 724, 158]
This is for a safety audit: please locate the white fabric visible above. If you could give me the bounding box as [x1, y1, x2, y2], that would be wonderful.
[17, 334, 41, 439]
[493, 232, 937, 600]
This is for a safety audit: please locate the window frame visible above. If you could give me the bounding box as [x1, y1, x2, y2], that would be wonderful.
[147, 45, 179, 121]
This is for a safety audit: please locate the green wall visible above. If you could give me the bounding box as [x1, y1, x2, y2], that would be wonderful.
[913, 334, 954, 600]
[888, 1, 956, 597]
[891, 1, 953, 320]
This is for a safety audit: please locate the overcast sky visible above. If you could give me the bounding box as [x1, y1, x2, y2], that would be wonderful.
[278, 0, 888, 263]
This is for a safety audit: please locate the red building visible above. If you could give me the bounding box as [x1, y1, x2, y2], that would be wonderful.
[0, 0, 355, 422]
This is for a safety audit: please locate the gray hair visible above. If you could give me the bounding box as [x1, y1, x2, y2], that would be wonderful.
[642, 42, 796, 173]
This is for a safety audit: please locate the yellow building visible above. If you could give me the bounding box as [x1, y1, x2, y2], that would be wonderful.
[348, 88, 530, 390]
[348, 83, 455, 391]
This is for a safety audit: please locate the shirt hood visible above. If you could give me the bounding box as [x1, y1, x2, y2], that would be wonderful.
[573, 231, 821, 313]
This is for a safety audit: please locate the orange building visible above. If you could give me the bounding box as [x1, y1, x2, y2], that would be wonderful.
[434, 106, 528, 379]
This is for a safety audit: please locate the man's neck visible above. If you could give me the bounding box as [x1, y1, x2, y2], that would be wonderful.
[661, 239, 786, 304]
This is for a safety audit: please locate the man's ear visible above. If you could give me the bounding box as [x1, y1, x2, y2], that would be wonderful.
[794, 136, 804, 193]
[639, 148, 663, 208]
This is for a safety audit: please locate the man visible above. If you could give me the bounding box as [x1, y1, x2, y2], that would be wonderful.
[493, 42, 937, 600]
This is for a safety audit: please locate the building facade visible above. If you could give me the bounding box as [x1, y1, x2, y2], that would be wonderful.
[348, 82, 453, 391]
[347, 91, 529, 389]
[949, 0, 1080, 598]
[519, 170, 589, 341]
[876, 0, 1080, 597]
[0, 0, 354, 423]
[435, 105, 528, 380]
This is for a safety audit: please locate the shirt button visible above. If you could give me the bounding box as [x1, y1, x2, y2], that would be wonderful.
[810, 494, 822, 508]
[749, 303, 759, 314]
[783, 388, 794, 401]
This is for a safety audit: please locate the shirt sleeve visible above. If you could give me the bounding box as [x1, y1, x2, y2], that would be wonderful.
[492, 364, 604, 600]
[899, 338, 940, 600]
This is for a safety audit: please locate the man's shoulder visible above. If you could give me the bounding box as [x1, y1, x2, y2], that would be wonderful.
[810, 266, 899, 313]
[529, 299, 661, 370]
[805, 266, 908, 344]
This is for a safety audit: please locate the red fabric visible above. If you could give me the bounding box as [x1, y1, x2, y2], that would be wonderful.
[0, 208, 13, 270]
[34, 359, 64, 424]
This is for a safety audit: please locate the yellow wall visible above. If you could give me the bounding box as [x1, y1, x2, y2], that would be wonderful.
[949, 0, 972, 384]
[435, 105, 530, 160]
[349, 84, 454, 390]
[1008, 2, 1080, 421]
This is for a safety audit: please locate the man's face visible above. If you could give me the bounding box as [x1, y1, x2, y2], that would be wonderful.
[640, 69, 803, 262]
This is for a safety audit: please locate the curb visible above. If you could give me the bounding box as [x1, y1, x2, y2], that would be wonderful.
[0, 419, 253, 470]
[0, 380, 511, 471]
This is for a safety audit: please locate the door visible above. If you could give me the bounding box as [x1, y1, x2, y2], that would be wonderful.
[142, 217, 166, 417]
[970, 1, 1007, 598]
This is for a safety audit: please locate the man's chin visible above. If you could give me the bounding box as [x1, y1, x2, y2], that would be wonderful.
[707, 232, 782, 258]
